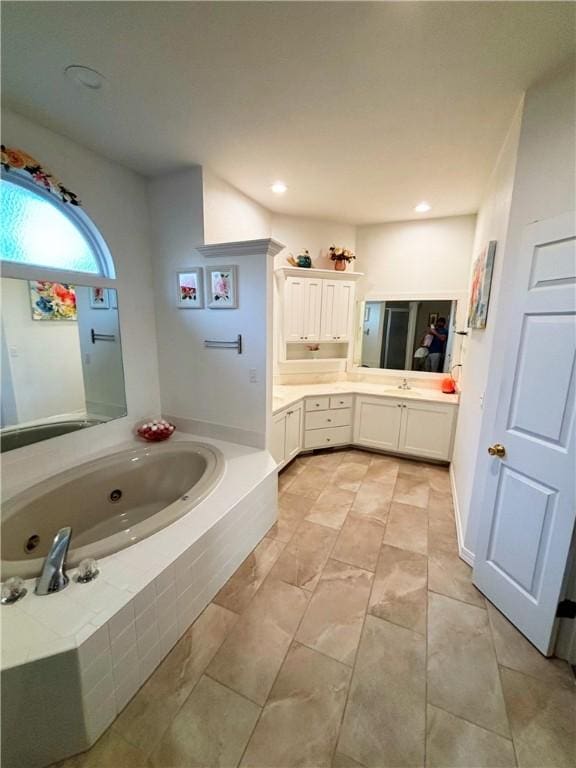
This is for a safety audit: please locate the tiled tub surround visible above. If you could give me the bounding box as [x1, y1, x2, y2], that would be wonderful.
[1, 435, 278, 768]
[50, 448, 575, 768]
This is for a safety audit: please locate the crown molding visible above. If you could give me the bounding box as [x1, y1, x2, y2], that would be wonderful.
[195, 238, 285, 259]
[275, 266, 364, 281]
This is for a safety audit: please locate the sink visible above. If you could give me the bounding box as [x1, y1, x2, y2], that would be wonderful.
[384, 387, 422, 397]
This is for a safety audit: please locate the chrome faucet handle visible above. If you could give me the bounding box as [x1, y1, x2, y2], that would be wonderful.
[35, 526, 72, 596]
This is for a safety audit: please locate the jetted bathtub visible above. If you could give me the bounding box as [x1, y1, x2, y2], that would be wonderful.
[1, 440, 225, 579]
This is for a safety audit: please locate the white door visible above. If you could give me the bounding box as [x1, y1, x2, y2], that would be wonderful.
[473, 213, 576, 654]
[399, 401, 456, 461]
[284, 403, 303, 462]
[283, 277, 306, 342]
[303, 279, 322, 341]
[353, 396, 403, 451]
[271, 411, 287, 465]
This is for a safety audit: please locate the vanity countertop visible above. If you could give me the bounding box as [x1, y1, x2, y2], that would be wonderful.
[273, 380, 460, 414]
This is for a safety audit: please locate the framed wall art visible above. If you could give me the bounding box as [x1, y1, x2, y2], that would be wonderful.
[468, 240, 497, 329]
[177, 268, 204, 308]
[90, 286, 109, 309]
[206, 265, 238, 309]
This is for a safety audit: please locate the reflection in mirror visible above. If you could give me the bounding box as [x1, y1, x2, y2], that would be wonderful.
[1, 277, 127, 452]
[359, 299, 456, 373]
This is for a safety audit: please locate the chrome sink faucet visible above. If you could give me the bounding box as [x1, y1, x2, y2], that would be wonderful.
[35, 526, 72, 595]
[398, 378, 411, 390]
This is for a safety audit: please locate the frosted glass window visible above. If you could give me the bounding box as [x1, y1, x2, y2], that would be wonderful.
[0, 179, 102, 274]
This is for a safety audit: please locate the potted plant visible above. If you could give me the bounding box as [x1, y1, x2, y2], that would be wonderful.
[329, 245, 355, 271]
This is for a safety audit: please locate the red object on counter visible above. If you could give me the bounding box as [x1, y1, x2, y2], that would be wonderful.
[137, 419, 176, 442]
[441, 376, 457, 394]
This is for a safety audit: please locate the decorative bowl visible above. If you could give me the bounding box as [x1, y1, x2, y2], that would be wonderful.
[137, 419, 176, 442]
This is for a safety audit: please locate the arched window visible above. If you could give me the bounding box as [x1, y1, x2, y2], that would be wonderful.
[0, 148, 115, 278]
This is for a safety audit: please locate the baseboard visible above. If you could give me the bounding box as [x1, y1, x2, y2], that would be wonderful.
[449, 463, 475, 567]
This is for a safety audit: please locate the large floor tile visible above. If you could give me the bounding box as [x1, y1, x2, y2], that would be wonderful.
[339, 449, 373, 465]
[338, 615, 426, 767]
[428, 549, 485, 607]
[288, 466, 333, 500]
[332, 461, 370, 492]
[306, 486, 356, 529]
[426, 705, 516, 768]
[332, 752, 367, 768]
[113, 602, 237, 755]
[427, 489, 454, 519]
[369, 544, 427, 635]
[55, 730, 152, 768]
[427, 512, 458, 555]
[296, 559, 373, 665]
[207, 577, 309, 705]
[383, 501, 428, 555]
[364, 459, 399, 485]
[332, 514, 385, 572]
[487, 601, 573, 687]
[424, 465, 451, 494]
[150, 675, 260, 767]
[241, 643, 352, 768]
[427, 592, 510, 738]
[271, 520, 338, 591]
[392, 475, 430, 508]
[304, 451, 347, 471]
[268, 492, 316, 543]
[213, 536, 285, 613]
[500, 666, 576, 768]
[351, 480, 392, 526]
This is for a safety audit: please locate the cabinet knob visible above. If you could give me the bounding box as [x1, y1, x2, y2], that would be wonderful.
[327, 418, 332, 423]
[326, 438, 331, 442]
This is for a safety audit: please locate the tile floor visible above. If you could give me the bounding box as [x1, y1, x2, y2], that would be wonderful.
[55, 449, 575, 768]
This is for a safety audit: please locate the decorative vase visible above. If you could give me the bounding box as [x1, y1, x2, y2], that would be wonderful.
[297, 254, 312, 268]
[334, 260, 347, 271]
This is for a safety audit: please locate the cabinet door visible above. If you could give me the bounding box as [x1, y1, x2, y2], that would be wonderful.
[271, 411, 287, 465]
[303, 279, 322, 341]
[283, 277, 306, 342]
[320, 281, 354, 341]
[284, 403, 303, 462]
[398, 401, 456, 461]
[353, 396, 403, 451]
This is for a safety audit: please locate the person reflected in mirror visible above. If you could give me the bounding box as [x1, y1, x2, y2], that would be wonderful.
[413, 329, 433, 371]
[425, 317, 448, 372]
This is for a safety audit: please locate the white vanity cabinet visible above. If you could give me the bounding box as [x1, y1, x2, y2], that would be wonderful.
[303, 396, 353, 449]
[354, 394, 457, 461]
[283, 275, 323, 342]
[320, 280, 354, 342]
[271, 402, 304, 467]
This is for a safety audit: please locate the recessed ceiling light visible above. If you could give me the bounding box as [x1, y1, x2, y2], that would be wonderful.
[64, 65, 106, 90]
[271, 181, 287, 195]
[414, 201, 431, 213]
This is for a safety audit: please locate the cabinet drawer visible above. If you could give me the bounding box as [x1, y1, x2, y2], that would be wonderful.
[304, 425, 351, 449]
[305, 397, 330, 412]
[329, 395, 353, 410]
[306, 408, 351, 430]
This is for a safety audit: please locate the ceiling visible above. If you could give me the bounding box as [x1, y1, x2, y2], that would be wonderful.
[1, 2, 574, 224]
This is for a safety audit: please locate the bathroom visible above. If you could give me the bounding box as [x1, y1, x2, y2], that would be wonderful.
[1, 2, 575, 767]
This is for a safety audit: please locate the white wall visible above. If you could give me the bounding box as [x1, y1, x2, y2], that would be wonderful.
[1, 277, 85, 424]
[457, 63, 575, 557]
[451, 105, 523, 556]
[148, 170, 272, 447]
[356, 215, 476, 297]
[203, 169, 272, 244]
[272, 214, 356, 271]
[1, 110, 162, 499]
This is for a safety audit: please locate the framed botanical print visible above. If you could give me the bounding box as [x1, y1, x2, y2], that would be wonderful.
[177, 268, 204, 308]
[29, 280, 77, 321]
[90, 286, 109, 309]
[206, 265, 238, 309]
[468, 240, 497, 329]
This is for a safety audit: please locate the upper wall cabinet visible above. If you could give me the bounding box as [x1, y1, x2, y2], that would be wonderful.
[276, 267, 362, 360]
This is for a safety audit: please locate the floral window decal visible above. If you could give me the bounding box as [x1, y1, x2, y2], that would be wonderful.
[1, 145, 81, 206]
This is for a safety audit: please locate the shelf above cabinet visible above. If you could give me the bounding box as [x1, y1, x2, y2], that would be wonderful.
[275, 266, 364, 280]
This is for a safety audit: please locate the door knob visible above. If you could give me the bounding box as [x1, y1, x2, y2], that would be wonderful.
[488, 443, 506, 458]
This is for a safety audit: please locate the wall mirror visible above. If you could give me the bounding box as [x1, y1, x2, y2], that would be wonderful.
[356, 298, 457, 373]
[1, 277, 127, 452]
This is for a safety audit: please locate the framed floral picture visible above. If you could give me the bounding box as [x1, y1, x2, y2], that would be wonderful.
[468, 240, 497, 329]
[29, 281, 77, 321]
[177, 268, 204, 308]
[90, 287, 109, 309]
[206, 265, 238, 309]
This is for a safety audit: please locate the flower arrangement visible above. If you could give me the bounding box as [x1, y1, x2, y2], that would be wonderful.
[329, 246, 355, 263]
[1, 145, 81, 206]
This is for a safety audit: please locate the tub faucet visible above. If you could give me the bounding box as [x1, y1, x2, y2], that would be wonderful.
[35, 526, 72, 595]
[398, 378, 411, 390]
